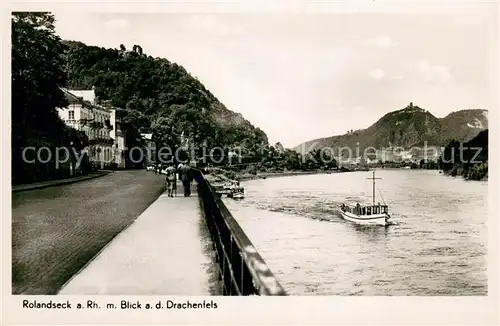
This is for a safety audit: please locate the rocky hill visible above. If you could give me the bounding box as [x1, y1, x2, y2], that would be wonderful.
[62, 40, 268, 153]
[439, 109, 488, 143]
[294, 103, 488, 155]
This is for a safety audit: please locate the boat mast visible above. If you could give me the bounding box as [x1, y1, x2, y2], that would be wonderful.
[367, 170, 382, 206]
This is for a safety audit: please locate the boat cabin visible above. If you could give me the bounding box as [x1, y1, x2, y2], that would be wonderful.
[341, 203, 388, 216]
[230, 182, 244, 193]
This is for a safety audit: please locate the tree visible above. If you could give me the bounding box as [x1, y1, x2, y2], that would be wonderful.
[439, 130, 488, 180]
[12, 12, 68, 139]
[11, 12, 70, 183]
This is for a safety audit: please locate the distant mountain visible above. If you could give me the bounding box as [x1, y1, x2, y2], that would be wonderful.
[294, 103, 488, 156]
[439, 109, 488, 143]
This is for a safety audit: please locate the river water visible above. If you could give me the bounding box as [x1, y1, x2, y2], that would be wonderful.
[223, 169, 488, 295]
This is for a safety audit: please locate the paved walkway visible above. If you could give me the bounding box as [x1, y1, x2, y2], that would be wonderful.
[59, 181, 220, 295]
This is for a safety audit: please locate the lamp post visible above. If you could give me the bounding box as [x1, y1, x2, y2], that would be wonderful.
[114, 143, 119, 171]
[69, 141, 74, 176]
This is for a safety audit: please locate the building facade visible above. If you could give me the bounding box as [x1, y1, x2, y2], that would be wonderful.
[57, 88, 122, 168]
[111, 110, 126, 168]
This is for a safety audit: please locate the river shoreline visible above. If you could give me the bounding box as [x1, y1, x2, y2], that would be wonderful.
[206, 166, 487, 185]
[237, 169, 350, 181]
[205, 169, 351, 184]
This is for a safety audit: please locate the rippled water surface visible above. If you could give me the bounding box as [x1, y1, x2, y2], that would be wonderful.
[223, 169, 488, 295]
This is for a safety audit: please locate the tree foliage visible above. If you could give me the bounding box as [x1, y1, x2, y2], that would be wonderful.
[11, 12, 88, 184]
[439, 129, 488, 180]
[12, 12, 68, 142]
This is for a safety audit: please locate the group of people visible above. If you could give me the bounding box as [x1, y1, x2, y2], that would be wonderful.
[340, 202, 383, 215]
[158, 162, 194, 198]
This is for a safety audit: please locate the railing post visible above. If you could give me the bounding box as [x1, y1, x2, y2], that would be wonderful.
[230, 235, 241, 294]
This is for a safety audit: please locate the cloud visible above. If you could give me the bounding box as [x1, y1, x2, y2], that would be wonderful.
[416, 60, 453, 84]
[391, 75, 404, 80]
[103, 19, 130, 31]
[367, 35, 396, 49]
[369, 68, 385, 81]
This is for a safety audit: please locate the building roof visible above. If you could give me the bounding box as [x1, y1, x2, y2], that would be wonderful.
[60, 88, 111, 113]
[61, 88, 86, 105]
[67, 89, 96, 104]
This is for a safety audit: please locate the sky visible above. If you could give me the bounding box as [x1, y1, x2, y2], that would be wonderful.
[54, 3, 496, 147]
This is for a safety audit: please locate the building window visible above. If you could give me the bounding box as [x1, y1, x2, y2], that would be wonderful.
[68, 110, 75, 120]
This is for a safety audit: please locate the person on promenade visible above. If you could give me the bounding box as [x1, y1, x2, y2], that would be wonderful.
[165, 164, 177, 197]
[177, 162, 184, 181]
[180, 163, 193, 197]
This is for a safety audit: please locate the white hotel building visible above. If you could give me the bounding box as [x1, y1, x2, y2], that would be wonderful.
[57, 88, 126, 168]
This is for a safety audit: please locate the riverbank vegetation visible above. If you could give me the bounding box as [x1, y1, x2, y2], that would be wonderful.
[215, 146, 340, 180]
[439, 129, 488, 181]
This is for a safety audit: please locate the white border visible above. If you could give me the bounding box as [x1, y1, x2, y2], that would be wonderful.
[2, 1, 499, 325]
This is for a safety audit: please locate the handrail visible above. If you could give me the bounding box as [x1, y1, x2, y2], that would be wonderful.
[192, 168, 287, 296]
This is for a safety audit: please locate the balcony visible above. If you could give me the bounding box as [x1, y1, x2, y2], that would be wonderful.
[89, 138, 114, 146]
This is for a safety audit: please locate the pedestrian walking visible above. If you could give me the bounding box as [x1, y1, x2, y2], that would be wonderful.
[180, 163, 193, 197]
[177, 162, 184, 181]
[165, 164, 176, 197]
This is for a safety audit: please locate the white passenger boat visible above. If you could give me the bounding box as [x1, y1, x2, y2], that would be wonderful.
[228, 190, 244, 199]
[339, 170, 391, 226]
[227, 181, 245, 199]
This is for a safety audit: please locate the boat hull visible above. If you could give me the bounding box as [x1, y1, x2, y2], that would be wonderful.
[339, 210, 389, 226]
[228, 192, 244, 199]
